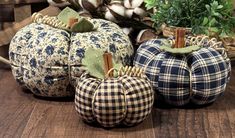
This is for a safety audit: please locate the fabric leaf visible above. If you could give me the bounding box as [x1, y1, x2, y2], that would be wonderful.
[58, 7, 80, 25]
[82, 48, 123, 79]
[71, 18, 94, 32]
[160, 45, 201, 54]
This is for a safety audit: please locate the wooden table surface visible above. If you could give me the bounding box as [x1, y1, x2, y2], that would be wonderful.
[0, 63, 235, 138]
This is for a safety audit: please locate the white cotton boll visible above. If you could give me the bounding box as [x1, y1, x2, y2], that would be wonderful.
[108, 3, 126, 17]
[47, 0, 70, 7]
[131, 0, 144, 8]
[125, 9, 134, 18]
[78, 0, 103, 12]
[122, 27, 133, 35]
[105, 9, 118, 22]
[79, 0, 85, 9]
[79, 0, 83, 9]
[124, 0, 132, 8]
[88, 0, 103, 8]
[124, 0, 144, 8]
[133, 7, 147, 18]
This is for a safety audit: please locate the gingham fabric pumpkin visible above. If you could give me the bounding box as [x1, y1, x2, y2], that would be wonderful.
[9, 15, 133, 97]
[134, 36, 231, 106]
[75, 67, 154, 127]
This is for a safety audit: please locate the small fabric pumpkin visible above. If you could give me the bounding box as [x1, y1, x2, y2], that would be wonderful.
[75, 49, 154, 127]
[75, 67, 154, 127]
[8, 7, 134, 97]
[134, 31, 231, 106]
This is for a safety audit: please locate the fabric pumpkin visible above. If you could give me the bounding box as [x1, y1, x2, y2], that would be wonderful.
[134, 37, 231, 106]
[75, 69, 154, 127]
[9, 18, 134, 97]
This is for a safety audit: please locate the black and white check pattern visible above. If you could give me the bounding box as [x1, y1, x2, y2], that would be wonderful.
[75, 74, 154, 127]
[134, 38, 230, 106]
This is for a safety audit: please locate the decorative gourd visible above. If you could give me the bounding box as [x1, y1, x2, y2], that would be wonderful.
[134, 29, 231, 106]
[75, 49, 154, 127]
[7, 7, 134, 97]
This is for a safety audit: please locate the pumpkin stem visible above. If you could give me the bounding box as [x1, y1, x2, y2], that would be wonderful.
[69, 17, 79, 28]
[175, 28, 186, 48]
[103, 52, 113, 78]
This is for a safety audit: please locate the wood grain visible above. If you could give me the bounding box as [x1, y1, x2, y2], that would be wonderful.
[0, 63, 235, 137]
[14, 5, 31, 22]
[0, 5, 14, 22]
[0, 70, 35, 138]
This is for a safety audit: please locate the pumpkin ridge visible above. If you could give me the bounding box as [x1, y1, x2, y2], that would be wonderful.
[158, 54, 190, 106]
[119, 75, 154, 125]
[91, 78, 125, 127]
[75, 77, 100, 122]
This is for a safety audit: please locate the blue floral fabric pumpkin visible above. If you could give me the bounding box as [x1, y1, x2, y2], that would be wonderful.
[134, 37, 230, 106]
[9, 19, 134, 97]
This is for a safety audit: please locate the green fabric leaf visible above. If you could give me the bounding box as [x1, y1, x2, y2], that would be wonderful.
[82, 48, 123, 79]
[71, 18, 94, 32]
[160, 45, 201, 54]
[57, 7, 80, 25]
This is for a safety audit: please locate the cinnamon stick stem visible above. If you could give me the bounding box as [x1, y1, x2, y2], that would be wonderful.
[103, 52, 113, 78]
[175, 28, 186, 48]
[69, 18, 78, 28]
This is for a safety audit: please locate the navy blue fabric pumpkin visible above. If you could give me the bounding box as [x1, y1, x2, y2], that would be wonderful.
[9, 19, 134, 97]
[134, 36, 231, 106]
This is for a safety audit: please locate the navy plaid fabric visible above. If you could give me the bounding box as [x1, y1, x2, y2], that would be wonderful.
[134, 39, 230, 106]
[75, 74, 154, 127]
[189, 48, 230, 105]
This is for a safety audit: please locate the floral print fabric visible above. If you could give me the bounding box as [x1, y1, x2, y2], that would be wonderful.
[9, 19, 134, 97]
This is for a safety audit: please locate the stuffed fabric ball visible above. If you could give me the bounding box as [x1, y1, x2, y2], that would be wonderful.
[75, 68, 154, 127]
[9, 16, 133, 97]
[134, 37, 231, 106]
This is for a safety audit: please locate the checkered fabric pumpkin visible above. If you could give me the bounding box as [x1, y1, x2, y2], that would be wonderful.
[75, 69, 154, 127]
[134, 37, 231, 106]
[9, 18, 133, 97]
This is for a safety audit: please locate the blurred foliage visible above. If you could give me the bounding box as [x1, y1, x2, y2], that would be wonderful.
[145, 0, 235, 37]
